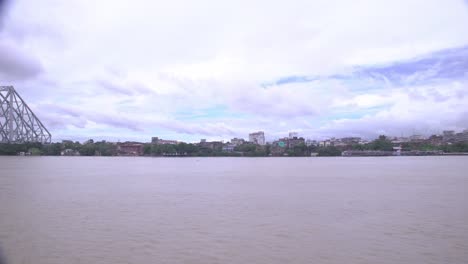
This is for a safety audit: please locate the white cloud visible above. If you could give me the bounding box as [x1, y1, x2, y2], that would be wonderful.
[318, 82, 468, 138]
[1, 0, 468, 141]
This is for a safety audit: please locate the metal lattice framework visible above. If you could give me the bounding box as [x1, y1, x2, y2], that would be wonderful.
[0, 86, 51, 144]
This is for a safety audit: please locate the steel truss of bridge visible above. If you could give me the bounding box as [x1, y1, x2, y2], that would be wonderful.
[0, 86, 51, 144]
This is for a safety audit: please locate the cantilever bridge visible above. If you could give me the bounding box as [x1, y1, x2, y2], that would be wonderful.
[0, 86, 51, 144]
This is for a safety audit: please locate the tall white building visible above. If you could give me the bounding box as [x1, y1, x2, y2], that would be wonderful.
[230, 138, 245, 146]
[289, 132, 299, 139]
[249, 131, 265, 145]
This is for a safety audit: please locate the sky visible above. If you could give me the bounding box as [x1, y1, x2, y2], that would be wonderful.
[1, 0, 468, 143]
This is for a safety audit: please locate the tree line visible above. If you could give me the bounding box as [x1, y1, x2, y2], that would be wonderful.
[1, 135, 467, 156]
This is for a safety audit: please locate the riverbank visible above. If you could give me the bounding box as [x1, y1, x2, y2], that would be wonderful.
[2, 140, 468, 157]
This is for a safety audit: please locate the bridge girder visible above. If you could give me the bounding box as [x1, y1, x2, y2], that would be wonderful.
[0, 86, 51, 144]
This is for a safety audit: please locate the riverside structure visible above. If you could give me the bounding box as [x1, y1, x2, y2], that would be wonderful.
[0, 86, 51, 144]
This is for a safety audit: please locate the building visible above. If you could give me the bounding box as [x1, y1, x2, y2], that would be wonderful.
[306, 139, 318, 147]
[454, 130, 468, 143]
[461, 129, 468, 140]
[333, 141, 347, 147]
[359, 139, 371, 145]
[151, 137, 178, 145]
[319, 140, 331, 147]
[230, 138, 245, 146]
[249, 131, 265, 145]
[443, 130, 455, 142]
[270, 138, 288, 156]
[340, 137, 361, 145]
[342, 150, 394, 156]
[61, 149, 80, 156]
[409, 134, 425, 142]
[391, 137, 410, 144]
[222, 143, 236, 152]
[288, 137, 305, 148]
[198, 140, 223, 151]
[427, 135, 444, 146]
[117, 143, 144, 156]
[289, 132, 299, 139]
[441, 130, 468, 143]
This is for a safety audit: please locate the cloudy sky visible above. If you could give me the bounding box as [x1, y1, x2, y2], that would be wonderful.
[1, 0, 468, 142]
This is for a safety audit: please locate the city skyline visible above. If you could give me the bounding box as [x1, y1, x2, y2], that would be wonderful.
[1, 0, 468, 143]
[58, 128, 468, 145]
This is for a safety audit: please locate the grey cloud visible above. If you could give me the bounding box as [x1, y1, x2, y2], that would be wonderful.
[37, 103, 143, 132]
[91, 114, 143, 132]
[270, 45, 468, 89]
[456, 111, 468, 124]
[3, 22, 64, 43]
[317, 110, 468, 139]
[156, 120, 235, 136]
[0, 42, 43, 81]
[97, 79, 154, 96]
[40, 104, 82, 117]
[40, 113, 88, 130]
[231, 94, 319, 118]
[358, 45, 468, 86]
[0, 0, 10, 28]
[429, 90, 451, 102]
[36, 104, 87, 130]
[0, 0, 64, 43]
[456, 89, 467, 99]
[37, 102, 236, 136]
[132, 82, 154, 95]
[97, 80, 134, 96]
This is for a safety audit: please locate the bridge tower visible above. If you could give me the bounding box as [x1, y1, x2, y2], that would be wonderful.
[0, 86, 51, 143]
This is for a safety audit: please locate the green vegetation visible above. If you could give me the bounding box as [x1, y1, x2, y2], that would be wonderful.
[0, 142, 43, 155]
[317, 146, 342, 156]
[368, 135, 393, 151]
[1, 136, 467, 157]
[28, 147, 42, 156]
[234, 143, 268, 156]
[0, 140, 117, 156]
[287, 143, 308, 156]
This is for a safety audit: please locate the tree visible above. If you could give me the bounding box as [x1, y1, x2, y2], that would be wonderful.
[94, 141, 117, 156]
[42, 143, 62, 155]
[317, 146, 341, 156]
[80, 143, 96, 156]
[370, 135, 393, 151]
[143, 144, 151, 155]
[28, 147, 42, 156]
[288, 142, 308, 156]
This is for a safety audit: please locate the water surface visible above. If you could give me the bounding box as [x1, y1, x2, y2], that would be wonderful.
[0, 156, 467, 264]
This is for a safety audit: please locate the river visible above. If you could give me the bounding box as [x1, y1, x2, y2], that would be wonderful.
[0, 156, 467, 264]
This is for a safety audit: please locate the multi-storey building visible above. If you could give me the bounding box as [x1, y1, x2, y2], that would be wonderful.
[198, 139, 223, 151]
[249, 131, 265, 145]
[152, 137, 178, 145]
[427, 135, 444, 146]
[305, 139, 318, 147]
[340, 137, 361, 145]
[288, 137, 305, 148]
[454, 130, 468, 143]
[409, 134, 425, 142]
[443, 130, 455, 142]
[117, 142, 144, 156]
[230, 138, 245, 146]
[288, 132, 299, 139]
[222, 144, 236, 152]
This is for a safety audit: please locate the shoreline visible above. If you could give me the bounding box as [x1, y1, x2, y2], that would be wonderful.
[3, 153, 468, 158]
